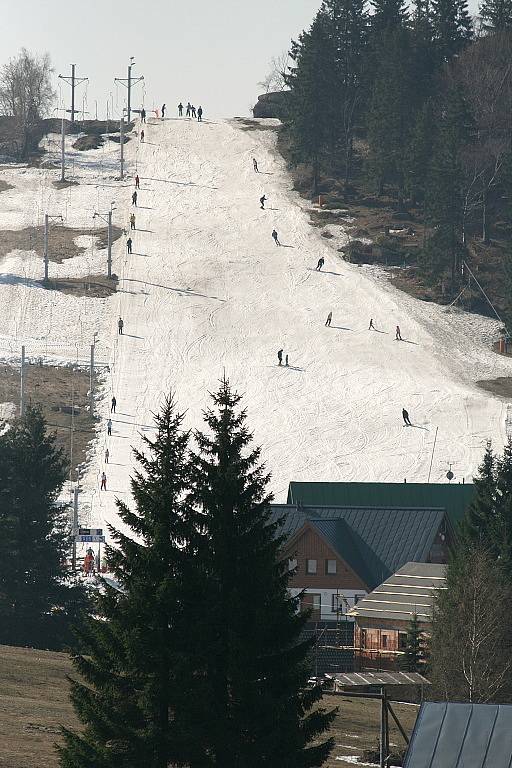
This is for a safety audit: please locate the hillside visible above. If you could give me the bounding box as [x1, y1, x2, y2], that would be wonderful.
[0, 117, 511, 538]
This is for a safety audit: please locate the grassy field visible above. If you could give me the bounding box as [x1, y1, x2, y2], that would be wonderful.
[0, 644, 418, 768]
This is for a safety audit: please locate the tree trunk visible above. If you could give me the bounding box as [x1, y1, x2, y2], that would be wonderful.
[482, 189, 489, 243]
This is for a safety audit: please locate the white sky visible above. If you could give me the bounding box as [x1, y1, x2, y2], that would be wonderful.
[2, 0, 481, 120]
[1, 0, 320, 119]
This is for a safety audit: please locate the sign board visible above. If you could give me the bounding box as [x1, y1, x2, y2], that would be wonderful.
[76, 534, 105, 543]
[78, 528, 103, 536]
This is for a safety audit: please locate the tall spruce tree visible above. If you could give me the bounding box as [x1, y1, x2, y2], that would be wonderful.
[431, 0, 473, 61]
[59, 397, 196, 768]
[479, 0, 512, 30]
[189, 378, 336, 767]
[370, 0, 409, 33]
[0, 405, 86, 650]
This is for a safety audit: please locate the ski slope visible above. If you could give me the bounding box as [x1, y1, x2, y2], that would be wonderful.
[1, 116, 511, 536]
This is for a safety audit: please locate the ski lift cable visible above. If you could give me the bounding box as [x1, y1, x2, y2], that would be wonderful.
[462, 259, 504, 327]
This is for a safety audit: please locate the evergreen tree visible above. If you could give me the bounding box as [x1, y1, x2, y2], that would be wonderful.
[285, 13, 336, 193]
[479, 0, 512, 30]
[431, 0, 473, 61]
[189, 378, 336, 767]
[406, 101, 436, 205]
[400, 613, 427, 672]
[0, 406, 86, 650]
[370, 0, 409, 34]
[59, 397, 196, 768]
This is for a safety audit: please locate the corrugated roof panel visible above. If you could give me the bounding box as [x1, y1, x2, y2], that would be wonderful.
[404, 702, 512, 768]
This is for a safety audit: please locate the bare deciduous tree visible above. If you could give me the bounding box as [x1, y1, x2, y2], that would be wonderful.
[430, 545, 512, 703]
[258, 52, 290, 93]
[0, 48, 55, 159]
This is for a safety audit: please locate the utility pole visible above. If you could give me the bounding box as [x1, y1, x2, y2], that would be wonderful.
[89, 341, 95, 416]
[93, 210, 114, 277]
[58, 64, 88, 124]
[114, 57, 144, 123]
[20, 345, 25, 416]
[72, 487, 79, 572]
[120, 116, 125, 180]
[60, 117, 66, 182]
[43, 214, 64, 283]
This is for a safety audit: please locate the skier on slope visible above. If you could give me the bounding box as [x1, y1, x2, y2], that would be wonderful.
[141, 108, 146, 123]
[260, 195, 267, 210]
[316, 257, 324, 271]
[253, 158, 259, 173]
[186, 102, 191, 117]
[277, 349, 283, 366]
[402, 408, 412, 426]
[396, 325, 402, 341]
[118, 317, 124, 335]
[325, 311, 332, 327]
[161, 104, 166, 119]
[105, 448, 109, 464]
[101, 472, 107, 491]
[132, 190, 137, 206]
[111, 396, 117, 413]
[272, 229, 281, 246]
[127, 237, 133, 254]
[285, 354, 289, 366]
[191, 105, 197, 118]
[178, 102, 183, 116]
[140, 129, 145, 143]
[135, 174, 140, 189]
[369, 318, 375, 330]
[130, 213, 136, 230]
[197, 106, 203, 121]
[107, 418, 112, 436]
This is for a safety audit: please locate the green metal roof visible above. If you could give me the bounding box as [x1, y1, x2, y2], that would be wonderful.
[287, 482, 475, 526]
[272, 504, 446, 589]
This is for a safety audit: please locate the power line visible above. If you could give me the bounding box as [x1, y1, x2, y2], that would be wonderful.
[58, 64, 89, 124]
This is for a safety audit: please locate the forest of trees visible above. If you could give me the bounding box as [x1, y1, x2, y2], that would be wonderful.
[281, 0, 512, 320]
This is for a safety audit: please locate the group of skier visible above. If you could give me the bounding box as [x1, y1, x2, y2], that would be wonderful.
[177, 102, 204, 121]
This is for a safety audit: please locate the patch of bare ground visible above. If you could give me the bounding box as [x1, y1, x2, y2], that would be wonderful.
[0, 361, 98, 481]
[233, 117, 279, 132]
[0, 645, 79, 768]
[477, 377, 512, 399]
[0, 648, 420, 768]
[0, 224, 123, 263]
[45, 274, 118, 298]
[0, 179, 14, 192]
[52, 179, 79, 190]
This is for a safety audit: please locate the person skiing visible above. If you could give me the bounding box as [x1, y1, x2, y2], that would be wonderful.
[130, 213, 136, 230]
[272, 229, 280, 246]
[197, 106, 203, 121]
[369, 318, 375, 330]
[161, 103, 166, 118]
[132, 190, 137, 206]
[101, 472, 107, 491]
[277, 349, 283, 366]
[135, 174, 140, 189]
[186, 102, 191, 117]
[127, 237, 133, 254]
[402, 408, 412, 426]
[141, 107, 146, 123]
[107, 418, 112, 436]
[105, 448, 109, 464]
[253, 158, 259, 173]
[118, 317, 124, 335]
[325, 311, 332, 327]
[178, 102, 183, 116]
[191, 105, 197, 118]
[260, 194, 267, 210]
[396, 325, 402, 341]
[140, 129, 145, 142]
[285, 354, 289, 367]
[111, 396, 117, 413]
[316, 257, 324, 271]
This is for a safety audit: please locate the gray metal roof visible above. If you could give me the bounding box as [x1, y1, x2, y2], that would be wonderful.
[348, 562, 446, 623]
[271, 505, 446, 590]
[404, 701, 512, 768]
[330, 671, 430, 687]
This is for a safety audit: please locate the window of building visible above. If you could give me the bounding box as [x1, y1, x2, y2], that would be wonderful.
[398, 632, 408, 650]
[326, 559, 337, 574]
[381, 634, 388, 649]
[312, 594, 321, 611]
[306, 559, 317, 574]
[331, 593, 344, 613]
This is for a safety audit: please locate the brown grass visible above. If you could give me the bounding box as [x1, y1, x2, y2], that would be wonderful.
[0, 643, 419, 768]
[477, 377, 512, 399]
[0, 362, 97, 481]
[45, 274, 118, 298]
[0, 224, 123, 264]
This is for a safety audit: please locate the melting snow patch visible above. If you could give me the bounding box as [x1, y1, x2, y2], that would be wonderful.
[336, 757, 378, 766]
[0, 402, 16, 420]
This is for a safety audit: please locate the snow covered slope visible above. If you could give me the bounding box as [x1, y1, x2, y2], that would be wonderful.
[1, 117, 511, 536]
